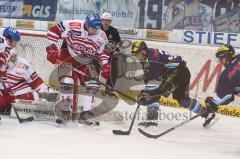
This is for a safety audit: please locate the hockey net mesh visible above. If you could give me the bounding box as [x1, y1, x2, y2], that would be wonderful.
[15, 32, 62, 85]
[15, 32, 122, 121]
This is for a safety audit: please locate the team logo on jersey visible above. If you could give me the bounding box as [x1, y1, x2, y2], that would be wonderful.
[71, 43, 95, 56]
[16, 64, 29, 70]
[30, 72, 38, 80]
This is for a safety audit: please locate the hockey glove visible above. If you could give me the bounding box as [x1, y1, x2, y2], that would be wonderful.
[205, 96, 218, 113]
[46, 44, 59, 64]
[137, 89, 160, 106]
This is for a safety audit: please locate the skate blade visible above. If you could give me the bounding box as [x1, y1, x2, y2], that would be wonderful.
[204, 116, 220, 129]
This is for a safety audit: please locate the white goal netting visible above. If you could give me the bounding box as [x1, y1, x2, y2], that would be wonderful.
[15, 32, 62, 84]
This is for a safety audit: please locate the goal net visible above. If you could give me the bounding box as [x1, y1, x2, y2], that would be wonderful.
[10, 30, 122, 121]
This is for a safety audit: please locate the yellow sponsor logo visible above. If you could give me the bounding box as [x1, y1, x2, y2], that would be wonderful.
[16, 19, 35, 29]
[119, 91, 240, 118]
[146, 29, 169, 41]
[23, 5, 32, 16]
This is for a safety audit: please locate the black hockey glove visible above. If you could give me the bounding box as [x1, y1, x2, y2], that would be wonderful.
[177, 61, 186, 69]
[137, 89, 160, 106]
[205, 96, 218, 113]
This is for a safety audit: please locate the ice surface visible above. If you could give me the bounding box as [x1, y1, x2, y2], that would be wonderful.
[0, 100, 239, 159]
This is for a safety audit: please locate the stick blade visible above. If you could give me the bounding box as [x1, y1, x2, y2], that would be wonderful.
[138, 128, 160, 139]
[20, 116, 34, 123]
[112, 130, 130, 135]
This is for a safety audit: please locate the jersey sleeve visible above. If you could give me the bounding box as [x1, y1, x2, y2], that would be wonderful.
[0, 38, 10, 77]
[158, 50, 182, 68]
[212, 74, 235, 106]
[24, 65, 44, 91]
[47, 20, 82, 46]
[95, 31, 109, 66]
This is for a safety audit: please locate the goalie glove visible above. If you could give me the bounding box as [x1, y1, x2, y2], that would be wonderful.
[46, 44, 59, 64]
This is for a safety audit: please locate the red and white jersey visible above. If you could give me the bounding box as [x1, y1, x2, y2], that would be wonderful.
[6, 57, 45, 97]
[47, 20, 109, 66]
[0, 36, 11, 76]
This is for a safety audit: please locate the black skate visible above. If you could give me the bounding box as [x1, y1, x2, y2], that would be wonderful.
[79, 111, 100, 126]
[138, 121, 158, 128]
[202, 112, 220, 129]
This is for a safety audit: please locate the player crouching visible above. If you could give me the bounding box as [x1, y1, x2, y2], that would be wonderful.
[0, 51, 52, 115]
[0, 27, 21, 119]
[130, 41, 216, 128]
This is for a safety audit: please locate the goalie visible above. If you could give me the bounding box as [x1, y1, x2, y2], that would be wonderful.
[131, 41, 215, 128]
[0, 51, 51, 114]
[0, 27, 21, 116]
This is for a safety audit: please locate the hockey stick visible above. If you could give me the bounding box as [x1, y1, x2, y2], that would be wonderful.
[112, 103, 140, 135]
[56, 59, 138, 102]
[0, 78, 34, 123]
[56, 59, 142, 134]
[138, 113, 202, 139]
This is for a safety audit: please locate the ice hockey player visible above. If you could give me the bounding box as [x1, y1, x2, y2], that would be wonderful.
[46, 13, 110, 124]
[0, 50, 52, 115]
[130, 40, 215, 127]
[0, 27, 20, 120]
[101, 12, 122, 96]
[203, 44, 240, 123]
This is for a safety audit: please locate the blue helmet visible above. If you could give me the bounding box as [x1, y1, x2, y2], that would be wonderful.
[85, 13, 101, 29]
[3, 27, 20, 42]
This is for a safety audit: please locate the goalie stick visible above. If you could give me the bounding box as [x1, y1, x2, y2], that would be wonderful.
[0, 78, 34, 123]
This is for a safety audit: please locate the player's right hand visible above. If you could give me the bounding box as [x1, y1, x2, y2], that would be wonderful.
[205, 96, 218, 113]
[46, 44, 59, 64]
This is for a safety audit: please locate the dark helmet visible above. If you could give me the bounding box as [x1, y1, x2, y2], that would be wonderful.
[3, 27, 20, 42]
[216, 44, 235, 61]
[131, 40, 148, 56]
[85, 13, 101, 29]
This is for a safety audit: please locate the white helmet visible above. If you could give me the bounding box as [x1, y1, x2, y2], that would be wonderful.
[101, 12, 112, 20]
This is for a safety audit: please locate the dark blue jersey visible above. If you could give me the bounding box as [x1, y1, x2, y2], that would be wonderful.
[213, 54, 240, 106]
[142, 48, 182, 83]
